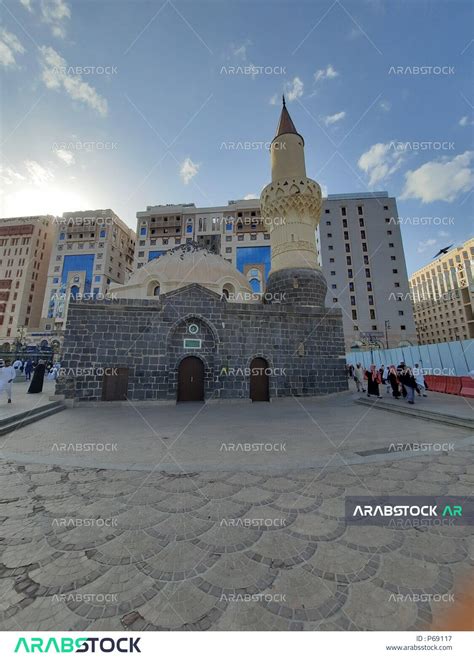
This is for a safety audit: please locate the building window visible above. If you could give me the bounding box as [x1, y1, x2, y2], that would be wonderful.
[365, 268, 371, 278]
[393, 269, 398, 274]
[350, 296, 356, 305]
[367, 282, 372, 291]
[343, 231, 349, 240]
[357, 206, 363, 215]
[401, 324, 406, 330]
[360, 230, 366, 239]
[359, 218, 364, 227]
[368, 295, 374, 305]
[345, 244, 350, 253]
[389, 243, 394, 248]
[341, 207, 347, 216]
[342, 219, 347, 228]
[347, 269, 353, 278]
[398, 310, 404, 316]
[346, 256, 351, 265]
[352, 310, 357, 320]
[349, 282, 354, 291]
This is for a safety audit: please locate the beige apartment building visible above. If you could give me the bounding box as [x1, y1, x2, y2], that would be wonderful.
[40, 209, 136, 334]
[409, 238, 474, 344]
[135, 192, 417, 351]
[0, 216, 55, 348]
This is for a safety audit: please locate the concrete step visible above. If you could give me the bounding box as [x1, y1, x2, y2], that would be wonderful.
[0, 402, 66, 436]
[355, 397, 474, 430]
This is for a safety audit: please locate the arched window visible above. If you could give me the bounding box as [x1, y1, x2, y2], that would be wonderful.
[249, 278, 261, 293]
[153, 285, 160, 296]
[70, 285, 80, 300]
[222, 283, 235, 300]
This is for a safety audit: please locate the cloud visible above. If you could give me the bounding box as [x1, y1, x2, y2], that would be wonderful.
[38, 46, 108, 116]
[358, 142, 406, 187]
[0, 28, 25, 68]
[269, 94, 278, 106]
[314, 64, 338, 83]
[459, 115, 473, 127]
[0, 165, 26, 186]
[416, 238, 437, 254]
[323, 111, 346, 126]
[20, 0, 33, 11]
[438, 229, 450, 238]
[231, 40, 251, 61]
[180, 157, 199, 184]
[284, 77, 304, 102]
[379, 100, 391, 112]
[40, 0, 71, 38]
[244, 193, 258, 200]
[55, 149, 75, 165]
[24, 160, 55, 185]
[401, 151, 474, 203]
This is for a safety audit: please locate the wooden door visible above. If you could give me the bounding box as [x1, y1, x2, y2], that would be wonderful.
[178, 356, 204, 402]
[249, 357, 270, 402]
[101, 367, 129, 401]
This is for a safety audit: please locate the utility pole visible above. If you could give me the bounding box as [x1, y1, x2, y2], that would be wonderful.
[384, 320, 390, 350]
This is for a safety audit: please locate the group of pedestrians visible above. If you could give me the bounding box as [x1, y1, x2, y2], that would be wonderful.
[0, 358, 51, 405]
[348, 362, 428, 405]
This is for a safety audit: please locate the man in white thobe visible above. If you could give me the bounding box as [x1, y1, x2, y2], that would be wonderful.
[0, 359, 16, 404]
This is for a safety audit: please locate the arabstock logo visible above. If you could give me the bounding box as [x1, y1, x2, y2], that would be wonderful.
[14, 637, 141, 653]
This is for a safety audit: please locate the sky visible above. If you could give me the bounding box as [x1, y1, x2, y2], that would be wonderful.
[0, 0, 473, 274]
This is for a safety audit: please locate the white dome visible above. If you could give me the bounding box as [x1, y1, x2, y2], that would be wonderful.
[110, 243, 255, 302]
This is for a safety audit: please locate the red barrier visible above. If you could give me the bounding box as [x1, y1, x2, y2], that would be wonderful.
[445, 376, 462, 395]
[460, 377, 474, 398]
[425, 375, 435, 391]
[430, 376, 447, 393]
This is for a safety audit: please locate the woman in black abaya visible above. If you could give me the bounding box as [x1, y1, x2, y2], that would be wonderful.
[28, 360, 46, 394]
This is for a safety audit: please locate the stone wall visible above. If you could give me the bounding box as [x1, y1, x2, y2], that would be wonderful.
[56, 283, 347, 402]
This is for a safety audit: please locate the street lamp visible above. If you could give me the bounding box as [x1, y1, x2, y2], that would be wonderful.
[384, 320, 390, 349]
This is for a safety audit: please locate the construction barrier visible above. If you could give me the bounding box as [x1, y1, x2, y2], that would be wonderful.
[445, 376, 462, 395]
[460, 376, 474, 398]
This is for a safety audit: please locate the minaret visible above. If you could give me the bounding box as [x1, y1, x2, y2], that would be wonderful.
[260, 96, 327, 306]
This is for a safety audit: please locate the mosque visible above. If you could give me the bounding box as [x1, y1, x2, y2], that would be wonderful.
[56, 100, 347, 402]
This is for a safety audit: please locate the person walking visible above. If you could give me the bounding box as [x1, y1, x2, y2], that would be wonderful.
[399, 365, 417, 404]
[413, 363, 427, 397]
[0, 359, 16, 404]
[28, 360, 46, 394]
[24, 359, 33, 382]
[353, 363, 366, 393]
[383, 364, 391, 394]
[365, 364, 382, 398]
[388, 365, 401, 398]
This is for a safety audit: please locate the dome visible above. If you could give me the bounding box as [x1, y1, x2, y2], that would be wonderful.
[110, 242, 255, 302]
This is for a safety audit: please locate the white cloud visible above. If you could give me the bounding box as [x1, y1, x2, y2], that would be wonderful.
[55, 149, 75, 165]
[401, 151, 474, 203]
[379, 100, 391, 112]
[358, 142, 406, 187]
[231, 40, 251, 61]
[438, 229, 450, 238]
[38, 46, 108, 116]
[417, 238, 437, 254]
[244, 193, 258, 200]
[269, 94, 278, 106]
[40, 0, 71, 38]
[285, 77, 304, 102]
[459, 115, 473, 127]
[24, 160, 55, 185]
[0, 28, 25, 68]
[20, 0, 33, 11]
[180, 157, 199, 184]
[314, 64, 338, 83]
[323, 111, 346, 126]
[0, 165, 26, 186]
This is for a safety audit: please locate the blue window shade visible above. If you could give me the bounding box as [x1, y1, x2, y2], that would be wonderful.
[100, 229, 106, 238]
[61, 254, 95, 294]
[249, 278, 261, 293]
[236, 246, 271, 280]
[186, 225, 193, 233]
[94, 275, 101, 282]
[70, 285, 80, 300]
[59, 233, 65, 240]
[93, 287, 100, 297]
[140, 227, 147, 236]
[149, 250, 166, 261]
[226, 222, 233, 231]
[53, 277, 59, 284]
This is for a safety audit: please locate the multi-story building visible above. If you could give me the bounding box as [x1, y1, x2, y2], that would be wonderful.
[317, 192, 417, 351]
[136, 192, 416, 350]
[40, 209, 136, 333]
[135, 199, 271, 293]
[0, 216, 55, 349]
[409, 238, 474, 344]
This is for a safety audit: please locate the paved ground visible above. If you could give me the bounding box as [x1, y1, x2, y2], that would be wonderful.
[0, 387, 473, 631]
[0, 451, 473, 631]
[1, 388, 472, 472]
[0, 379, 56, 422]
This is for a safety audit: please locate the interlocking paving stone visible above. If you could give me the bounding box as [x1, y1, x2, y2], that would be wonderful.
[0, 450, 472, 631]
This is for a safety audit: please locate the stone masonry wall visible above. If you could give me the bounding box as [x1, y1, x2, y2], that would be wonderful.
[56, 284, 347, 402]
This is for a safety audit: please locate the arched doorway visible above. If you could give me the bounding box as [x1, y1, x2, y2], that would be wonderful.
[249, 357, 270, 402]
[178, 356, 204, 402]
